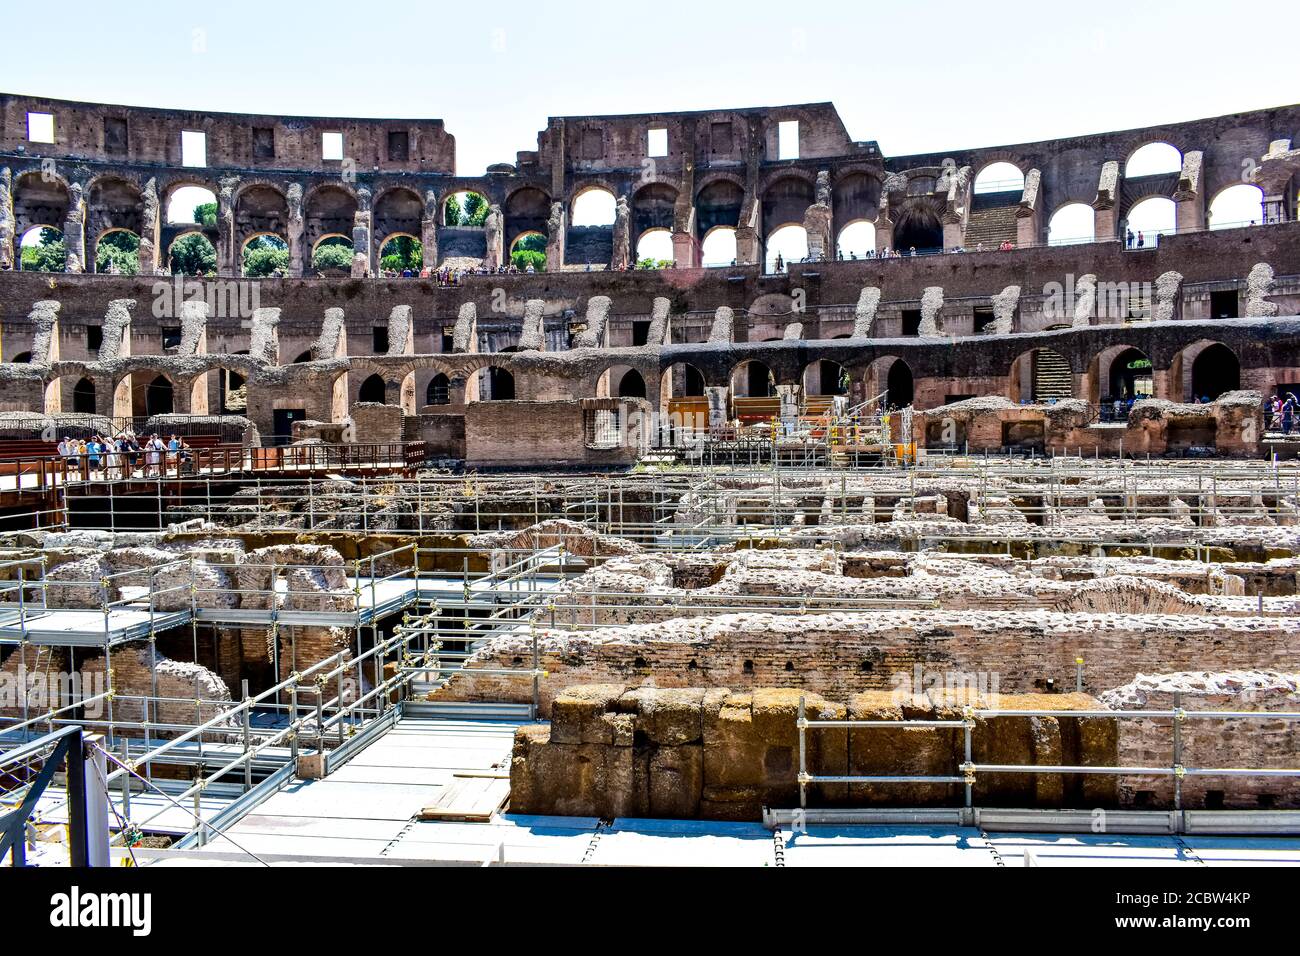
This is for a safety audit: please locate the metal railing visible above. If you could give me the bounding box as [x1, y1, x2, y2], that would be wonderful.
[794, 694, 1300, 826]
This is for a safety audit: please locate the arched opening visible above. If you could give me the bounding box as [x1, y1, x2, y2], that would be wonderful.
[144, 375, 174, 416]
[700, 226, 737, 266]
[731, 361, 775, 398]
[291, 350, 314, 364]
[510, 232, 546, 272]
[10, 352, 32, 364]
[477, 366, 515, 401]
[379, 234, 423, 273]
[168, 232, 217, 276]
[635, 228, 673, 268]
[1011, 348, 1073, 403]
[570, 187, 616, 226]
[311, 235, 353, 275]
[1208, 184, 1265, 230]
[358, 373, 387, 404]
[426, 373, 450, 406]
[662, 362, 706, 400]
[1125, 197, 1175, 247]
[1125, 142, 1182, 177]
[973, 162, 1025, 195]
[803, 360, 848, 396]
[19, 226, 65, 272]
[444, 191, 489, 227]
[765, 224, 807, 272]
[94, 229, 140, 275]
[836, 220, 875, 259]
[1191, 344, 1240, 401]
[165, 185, 217, 226]
[616, 368, 646, 399]
[885, 360, 914, 408]
[1047, 203, 1095, 245]
[891, 203, 943, 254]
[1106, 347, 1154, 402]
[72, 377, 96, 414]
[242, 234, 289, 277]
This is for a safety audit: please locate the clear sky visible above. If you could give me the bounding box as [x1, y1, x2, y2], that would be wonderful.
[2, 0, 1296, 176]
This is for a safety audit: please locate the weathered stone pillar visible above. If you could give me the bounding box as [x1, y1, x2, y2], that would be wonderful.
[351, 187, 372, 278]
[138, 177, 160, 275]
[1173, 151, 1205, 233]
[672, 157, 698, 268]
[805, 171, 833, 260]
[422, 189, 440, 269]
[63, 182, 86, 273]
[1016, 169, 1042, 248]
[545, 201, 566, 272]
[483, 203, 503, 271]
[286, 182, 305, 277]
[1093, 161, 1119, 243]
[0, 168, 13, 270]
[217, 176, 238, 277]
[610, 195, 631, 271]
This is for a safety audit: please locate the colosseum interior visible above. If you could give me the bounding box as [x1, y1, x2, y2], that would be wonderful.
[2, 88, 1300, 869]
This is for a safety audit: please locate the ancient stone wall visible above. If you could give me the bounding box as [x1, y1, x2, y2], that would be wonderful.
[510, 685, 1117, 819]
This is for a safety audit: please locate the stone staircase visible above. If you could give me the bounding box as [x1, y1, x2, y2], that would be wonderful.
[963, 190, 1021, 248]
[1033, 349, 1074, 402]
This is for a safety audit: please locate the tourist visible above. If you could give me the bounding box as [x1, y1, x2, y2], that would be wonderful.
[1126, 229, 1134, 248]
[775, 253, 784, 273]
[167, 434, 181, 475]
[86, 436, 102, 474]
[1137, 231, 1145, 249]
[1283, 394, 1297, 435]
[105, 439, 121, 480]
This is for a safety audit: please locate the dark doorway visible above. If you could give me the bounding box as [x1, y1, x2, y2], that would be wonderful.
[1191, 344, 1239, 401]
[426, 374, 450, 406]
[1209, 290, 1239, 319]
[487, 368, 515, 400]
[273, 408, 306, 445]
[358, 373, 386, 404]
[747, 363, 774, 397]
[1107, 348, 1153, 400]
[72, 377, 96, 414]
[886, 360, 914, 407]
[145, 375, 174, 416]
[617, 369, 647, 398]
[901, 310, 922, 336]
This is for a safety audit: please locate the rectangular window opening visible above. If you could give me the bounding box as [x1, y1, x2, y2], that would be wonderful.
[778, 120, 799, 160]
[181, 130, 207, 168]
[647, 128, 668, 157]
[322, 131, 345, 161]
[27, 112, 55, 143]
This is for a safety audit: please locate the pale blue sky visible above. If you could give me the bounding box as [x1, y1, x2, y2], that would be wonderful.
[3, 0, 1296, 175]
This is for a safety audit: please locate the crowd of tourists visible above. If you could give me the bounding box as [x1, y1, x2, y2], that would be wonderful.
[55, 432, 193, 480]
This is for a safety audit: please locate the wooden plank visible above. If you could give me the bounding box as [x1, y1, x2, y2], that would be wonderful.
[418, 774, 510, 822]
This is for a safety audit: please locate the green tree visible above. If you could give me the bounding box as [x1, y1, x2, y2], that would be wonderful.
[511, 249, 546, 272]
[379, 236, 423, 272]
[170, 234, 217, 275]
[20, 228, 66, 273]
[312, 240, 353, 272]
[462, 192, 489, 226]
[95, 231, 140, 275]
[516, 233, 546, 253]
[194, 202, 218, 227]
[443, 195, 462, 226]
[242, 236, 290, 277]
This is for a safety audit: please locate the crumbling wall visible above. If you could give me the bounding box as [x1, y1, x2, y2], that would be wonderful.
[510, 685, 1117, 819]
[80, 642, 235, 740]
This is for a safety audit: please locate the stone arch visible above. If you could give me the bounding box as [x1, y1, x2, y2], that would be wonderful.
[233, 183, 290, 248]
[426, 373, 450, 407]
[504, 186, 551, 248]
[831, 170, 881, 235]
[972, 161, 1025, 194]
[1123, 196, 1176, 246]
[377, 231, 423, 273]
[802, 359, 848, 397]
[161, 179, 219, 224]
[1048, 202, 1095, 245]
[635, 227, 673, 265]
[761, 175, 816, 239]
[357, 373, 387, 405]
[570, 185, 617, 226]
[374, 186, 424, 251]
[891, 198, 943, 253]
[631, 181, 677, 240]
[731, 359, 776, 398]
[836, 219, 876, 258]
[240, 232, 290, 277]
[1010, 347, 1074, 404]
[310, 233, 354, 274]
[1093, 345, 1154, 404]
[12, 171, 70, 238]
[1208, 183, 1264, 229]
[474, 364, 516, 401]
[72, 376, 96, 414]
[1124, 141, 1183, 178]
[700, 225, 738, 266]
[695, 177, 744, 239]
[1183, 341, 1240, 402]
[92, 226, 140, 275]
[764, 223, 807, 272]
[17, 225, 65, 273]
[166, 230, 217, 275]
[303, 183, 358, 250]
